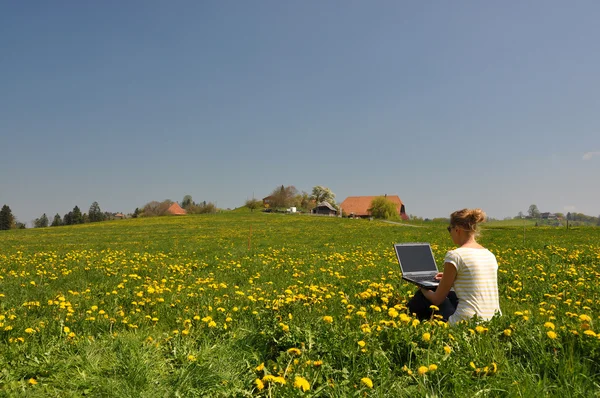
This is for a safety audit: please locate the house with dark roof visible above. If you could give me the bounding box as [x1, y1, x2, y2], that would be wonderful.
[312, 201, 338, 216]
[340, 195, 408, 220]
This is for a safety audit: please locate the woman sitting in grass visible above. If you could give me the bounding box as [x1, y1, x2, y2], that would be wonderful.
[408, 208, 502, 324]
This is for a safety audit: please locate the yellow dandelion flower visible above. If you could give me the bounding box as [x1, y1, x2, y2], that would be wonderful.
[293, 376, 310, 392]
[579, 314, 592, 323]
[313, 360, 323, 367]
[287, 347, 302, 356]
[256, 363, 265, 372]
[63, 326, 70, 333]
[503, 329, 512, 337]
[357, 340, 366, 348]
[584, 330, 597, 337]
[547, 331, 557, 339]
[444, 345, 452, 354]
[28, 378, 38, 385]
[255, 378, 265, 391]
[422, 332, 431, 342]
[544, 322, 555, 330]
[360, 377, 373, 388]
[418, 366, 429, 375]
[187, 354, 197, 362]
[272, 376, 286, 385]
[25, 328, 35, 334]
[322, 316, 333, 324]
[428, 364, 438, 371]
[429, 305, 439, 311]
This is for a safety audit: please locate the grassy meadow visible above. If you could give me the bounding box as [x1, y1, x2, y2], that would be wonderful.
[1, 212, 600, 397]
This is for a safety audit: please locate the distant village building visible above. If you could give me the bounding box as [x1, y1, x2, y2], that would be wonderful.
[166, 203, 187, 215]
[312, 201, 338, 216]
[262, 196, 274, 207]
[340, 195, 408, 220]
[540, 212, 558, 220]
[114, 213, 125, 219]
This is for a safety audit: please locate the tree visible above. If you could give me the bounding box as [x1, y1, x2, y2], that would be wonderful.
[0, 205, 14, 230]
[245, 198, 262, 212]
[295, 191, 315, 212]
[268, 185, 298, 209]
[34, 213, 49, 228]
[528, 204, 540, 219]
[72, 206, 84, 224]
[182, 195, 194, 209]
[517, 211, 524, 218]
[310, 186, 336, 206]
[63, 212, 73, 225]
[368, 197, 399, 220]
[142, 200, 173, 217]
[187, 201, 217, 214]
[132, 208, 141, 218]
[51, 213, 62, 227]
[89, 202, 104, 222]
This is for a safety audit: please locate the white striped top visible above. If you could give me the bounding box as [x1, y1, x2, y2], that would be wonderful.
[446, 247, 501, 325]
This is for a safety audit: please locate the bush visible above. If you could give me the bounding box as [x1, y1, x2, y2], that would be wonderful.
[187, 202, 217, 214]
[368, 197, 398, 220]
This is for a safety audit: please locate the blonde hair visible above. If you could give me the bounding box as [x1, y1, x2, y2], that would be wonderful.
[450, 208, 486, 235]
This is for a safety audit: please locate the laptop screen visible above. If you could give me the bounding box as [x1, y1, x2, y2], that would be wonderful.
[394, 244, 438, 273]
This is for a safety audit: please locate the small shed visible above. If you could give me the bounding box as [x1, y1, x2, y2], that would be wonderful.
[312, 202, 338, 216]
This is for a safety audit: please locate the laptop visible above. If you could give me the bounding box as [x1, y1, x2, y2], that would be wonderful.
[393, 243, 439, 289]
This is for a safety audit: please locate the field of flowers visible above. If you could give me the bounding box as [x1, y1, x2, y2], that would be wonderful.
[1, 212, 600, 397]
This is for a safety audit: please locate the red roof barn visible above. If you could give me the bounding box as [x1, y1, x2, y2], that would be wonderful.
[340, 195, 408, 220]
[166, 203, 187, 215]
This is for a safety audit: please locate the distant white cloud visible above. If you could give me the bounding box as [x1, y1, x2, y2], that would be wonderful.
[564, 205, 576, 212]
[582, 151, 600, 160]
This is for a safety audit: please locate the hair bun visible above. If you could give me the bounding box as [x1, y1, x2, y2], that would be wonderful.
[469, 208, 486, 224]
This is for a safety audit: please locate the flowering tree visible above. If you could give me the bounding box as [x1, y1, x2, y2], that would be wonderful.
[310, 186, 336, 206]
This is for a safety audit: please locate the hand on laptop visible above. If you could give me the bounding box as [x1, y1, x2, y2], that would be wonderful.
[435, 272, 443, 280]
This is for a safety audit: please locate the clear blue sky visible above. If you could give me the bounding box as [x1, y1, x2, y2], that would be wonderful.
[1, 1, 599, 225]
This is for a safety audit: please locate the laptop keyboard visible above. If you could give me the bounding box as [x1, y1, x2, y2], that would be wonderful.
[409, 275, 438, 282]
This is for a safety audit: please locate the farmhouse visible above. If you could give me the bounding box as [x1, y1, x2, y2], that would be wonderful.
[312, 201, 338, 216]
[340, 195, 408, 220]
[166, 203, 187, 215]
[262, 196, 274, 207]
[540, 212, 558, 220]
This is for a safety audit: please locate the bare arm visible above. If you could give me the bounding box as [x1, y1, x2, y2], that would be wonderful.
[420, 262, 457, 306]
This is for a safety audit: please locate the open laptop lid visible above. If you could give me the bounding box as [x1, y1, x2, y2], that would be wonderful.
[393, 243, 439, 275]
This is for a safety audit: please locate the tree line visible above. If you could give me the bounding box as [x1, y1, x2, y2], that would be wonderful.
[515, 204, 600, 226]
[244, 185, 338, 213]
[244, 185, 403, 220]
[141, 196, 217, 216]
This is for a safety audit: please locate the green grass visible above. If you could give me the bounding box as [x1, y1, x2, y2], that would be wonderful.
[486, 219, 538, 227]
[1, 213, 600, 396]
